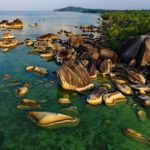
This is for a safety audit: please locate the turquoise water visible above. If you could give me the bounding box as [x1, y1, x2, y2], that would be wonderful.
[0, 11, 150, 150]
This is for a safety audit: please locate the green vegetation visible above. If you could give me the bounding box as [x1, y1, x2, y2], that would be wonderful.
[101, 11, 150, 50]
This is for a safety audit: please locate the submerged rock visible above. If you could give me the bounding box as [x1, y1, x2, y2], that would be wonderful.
[124, 128, 150, 145]
[17, 99, 41, 109]
[99, 48, 118, 62]
[60, 106, 80, 116]
[17, 87, 28, 97]
[58, 98, 71, 104]
[137, 110, 147, 122]
[2, 74, 11, 80]
[27, 111, 80, 128]
[2, 48, 9, 52]
[87, 87, 107, 106]
[103, 91, 127, 106]
[40, 52, 54, 60]
[26, 66, 48, 76]
[57, 62, 94, 92]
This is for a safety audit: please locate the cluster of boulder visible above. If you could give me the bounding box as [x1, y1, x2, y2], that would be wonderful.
[16, 84, 80, 129]
[0, 32, 20, 52]
[0, 19, 23, 29]
[16, 65, 80, 129]
[11, 22, 150, 130]
[25, 33, 65, 61]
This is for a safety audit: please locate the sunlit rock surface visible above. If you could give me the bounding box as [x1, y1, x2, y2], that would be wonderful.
[26, 66, 48, 76]
[87, 87, 107, 105]
[57, 62, 94, 92]
[103, 91, 127, 106]
[27, 111, 80, 128]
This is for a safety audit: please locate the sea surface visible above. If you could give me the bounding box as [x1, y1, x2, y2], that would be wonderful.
[0, 11, 150, 150]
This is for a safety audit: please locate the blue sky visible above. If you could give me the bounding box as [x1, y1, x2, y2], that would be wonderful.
[1, 0, 150, 10]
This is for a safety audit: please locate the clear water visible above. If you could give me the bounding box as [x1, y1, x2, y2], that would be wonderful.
[0, 11, 150, 150]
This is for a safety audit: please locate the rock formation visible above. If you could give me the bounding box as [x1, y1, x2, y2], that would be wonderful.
[68, 35, 84, 48]
[118, 35, 150, 66]
[87, 87, 108, 105]
[27, 111, 80, 128]
[26, 66, 48, 76]
[38, 33, 59, 41]
[57, 62, 94, 92]
[103, 91, 127, 106]
[0, 19, 23, 29]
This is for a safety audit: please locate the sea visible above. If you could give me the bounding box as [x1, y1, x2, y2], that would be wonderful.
[0, 11, 150, 150]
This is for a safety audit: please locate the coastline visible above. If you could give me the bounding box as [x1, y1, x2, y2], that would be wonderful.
[0, 11, 150, 150]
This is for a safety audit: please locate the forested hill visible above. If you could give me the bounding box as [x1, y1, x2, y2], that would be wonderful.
[53, 6, 108, 13]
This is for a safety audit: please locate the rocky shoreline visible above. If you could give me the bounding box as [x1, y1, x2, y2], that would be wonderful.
[1, 14, 150, 143]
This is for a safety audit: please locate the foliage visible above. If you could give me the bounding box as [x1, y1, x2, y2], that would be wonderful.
[101, 11, 150, 50]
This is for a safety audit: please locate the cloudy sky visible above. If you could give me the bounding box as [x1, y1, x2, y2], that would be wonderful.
[0, 0, 150, 10]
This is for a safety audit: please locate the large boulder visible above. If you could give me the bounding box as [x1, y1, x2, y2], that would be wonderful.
[38, 33, 59, 41]
[56, 48, 77, 64]
[99, 59, 112, 75]
[141, 38, 150, 66]
[68, 35, 84, 48]
[118, 35, 150, 66]
[125, 69, 146, 84]
[99, 48, 118, 62]
[57, 62, 94, 92]
[77, 44, 100, 61]
[27, 111, 80, 128]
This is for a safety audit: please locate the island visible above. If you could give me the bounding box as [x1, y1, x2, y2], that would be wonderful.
[53, 6, 109, 13]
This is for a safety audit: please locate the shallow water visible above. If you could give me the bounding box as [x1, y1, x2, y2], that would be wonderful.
[0, 11, 150, 150]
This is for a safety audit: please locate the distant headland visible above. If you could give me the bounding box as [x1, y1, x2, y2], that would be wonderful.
[53, 6, 108, 13]
[54, 6, 150, 14]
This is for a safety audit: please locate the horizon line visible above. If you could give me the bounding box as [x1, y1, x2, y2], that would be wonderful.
[0, 6, 149, 12]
